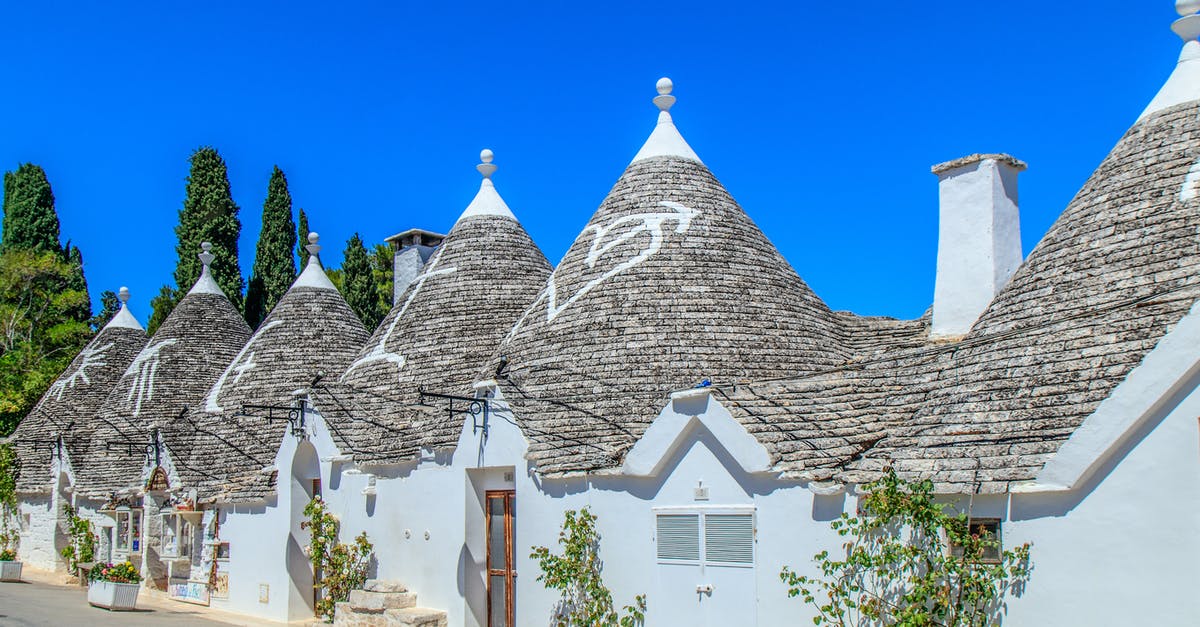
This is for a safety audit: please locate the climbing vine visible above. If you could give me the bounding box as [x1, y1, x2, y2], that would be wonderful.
[781, 469, 1032, 626]
[60, 504, 97, 574]
[531, 507, 647, 627]
[301, 496, 373, 622]
[0, 443, 18, 560]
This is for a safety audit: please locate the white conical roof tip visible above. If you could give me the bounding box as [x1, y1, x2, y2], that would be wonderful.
[294, 231, 337, 290]
[1141, 3, 1200, 120]
[631, 76, 702, 164]
[456, 149, 517, 224]
[188, 241, 226, 296]
[104, 285, 145, 331]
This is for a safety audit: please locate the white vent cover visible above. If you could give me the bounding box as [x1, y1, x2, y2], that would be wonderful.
[704, 514, 754, 564]
[656, 514, 700, 561]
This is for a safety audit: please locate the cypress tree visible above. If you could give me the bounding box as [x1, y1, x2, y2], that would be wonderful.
[150, 147, 245, 326]
[297, 208, 310, 269]
[89, 289, 119, 331]
[244, 166, 297, 328]
[0, 164, 60, 255]
[341, 233, 379, 328]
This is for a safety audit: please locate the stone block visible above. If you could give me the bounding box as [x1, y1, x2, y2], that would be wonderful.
[333, 602, 391, 627]
[348, 589, 417, 612]
[364, 579, 408, 593]
[385, 607, 449, 627]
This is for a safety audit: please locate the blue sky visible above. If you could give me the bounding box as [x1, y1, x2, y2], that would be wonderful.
[0, 2, 1181, 322]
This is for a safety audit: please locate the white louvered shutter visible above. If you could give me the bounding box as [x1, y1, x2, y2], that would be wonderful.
[703, 513, 754, 565]
[656, 513, 700, 562]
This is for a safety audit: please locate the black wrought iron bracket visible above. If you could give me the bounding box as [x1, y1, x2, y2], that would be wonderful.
[419, 389, 490, 436]
[106, 427, 161, 467]
[237, 400, 308, 440]
[27, 435, 65, 460]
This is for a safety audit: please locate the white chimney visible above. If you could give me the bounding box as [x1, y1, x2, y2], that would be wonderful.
[384, 228, 445, 302]
[930, 153, 1026, 340]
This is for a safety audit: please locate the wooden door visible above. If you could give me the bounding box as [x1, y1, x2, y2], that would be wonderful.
[486, 490, 515, 627]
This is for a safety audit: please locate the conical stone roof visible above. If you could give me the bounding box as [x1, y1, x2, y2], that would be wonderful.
[76, 247, 253, 499]
[491, 80, 852, 477]
[9, 290, 148, 493]
[721, 21, 1200, 492]
[180, 240, 369, 502]
[331, 151, 552, 464]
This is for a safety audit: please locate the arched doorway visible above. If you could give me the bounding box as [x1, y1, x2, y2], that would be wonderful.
[286, 442, 320, 619]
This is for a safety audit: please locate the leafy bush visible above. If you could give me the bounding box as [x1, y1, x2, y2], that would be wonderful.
[301, 496, 372, 622]
[88, 561, 141, 584]
[531, 507, 646, 627]
[0, 548, 15, 561]
[60, 504, 97, 573]
[781, 469, 1032, 626]
[0, 443, 18, 557]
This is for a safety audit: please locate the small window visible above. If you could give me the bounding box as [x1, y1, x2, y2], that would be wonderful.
[654, 508, 755, 568]
[114, 509, 143, 554]
[215, 542, 231, 560]
[948, 518, 1002, 563]
[160, 513, 193, 559]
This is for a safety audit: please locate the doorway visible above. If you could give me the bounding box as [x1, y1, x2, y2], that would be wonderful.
[485, 490, 515, 627]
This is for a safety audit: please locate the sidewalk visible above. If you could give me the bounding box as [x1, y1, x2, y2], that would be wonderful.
[5, 566, 293, 626]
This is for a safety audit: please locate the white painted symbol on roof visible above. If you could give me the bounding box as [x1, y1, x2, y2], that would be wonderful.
[510, 201, 698, 336]
[342, 248, 458, 381]
[124, 338, 178, 417]
[1180, 158, 1200, 202]
[47, 341, 114, 400]
[205, 320, 283, 413]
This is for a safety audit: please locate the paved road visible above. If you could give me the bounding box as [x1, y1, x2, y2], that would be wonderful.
[0, 579, 266, 626]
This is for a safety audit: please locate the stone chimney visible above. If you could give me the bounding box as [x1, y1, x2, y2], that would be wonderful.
[384, 228, 445, 302]
[930, 153, 1026, 340]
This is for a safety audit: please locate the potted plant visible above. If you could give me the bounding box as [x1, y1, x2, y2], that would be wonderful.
[87, 561, 142, 610]
[0, 548, 20, 582]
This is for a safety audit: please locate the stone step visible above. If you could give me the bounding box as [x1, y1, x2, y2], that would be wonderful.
[384, 607, 448, 627]
[364, 579, 408, 593]
[348, 589, 418, 612]
[334, 602, 388, 627]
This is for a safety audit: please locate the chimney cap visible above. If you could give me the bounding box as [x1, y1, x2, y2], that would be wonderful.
[931, 153, 1027, 176]
[384, 228, 446, 249]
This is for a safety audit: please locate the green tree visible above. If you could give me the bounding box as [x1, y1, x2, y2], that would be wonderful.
[88, 289, 120, 331]
[370, 243, 393, 316]
[0, 250, 92, 434]
[244, 166, 297, 328]
[780, 469, 1032, 626]
[1, 164, 60, 255]
[531, 507, 646, 627]
[146, 285, 175, 336]
[149, 147, 245, 328]
[297, 208, 311, 269]
[341, 234, 379, 327]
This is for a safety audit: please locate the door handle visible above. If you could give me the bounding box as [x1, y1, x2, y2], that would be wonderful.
[696, 584, 713, 594]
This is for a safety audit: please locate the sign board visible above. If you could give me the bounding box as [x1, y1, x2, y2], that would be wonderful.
[168, 578, 210, 606]
[212, 573, 229, 599]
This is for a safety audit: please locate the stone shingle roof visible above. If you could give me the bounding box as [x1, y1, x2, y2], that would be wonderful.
[722, 100, 1200, 492]
[329, 183, 552, 464]
[179, 262, 369, 503]
[76, 283, 252, 500]
[491, 154, 865, 476]
[9, 311, 148, 493]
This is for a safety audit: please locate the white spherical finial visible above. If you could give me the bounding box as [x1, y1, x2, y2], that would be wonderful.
[653, 77, 677, 112]
[477, 149, 498, 179]
[1179, 0, 1200, 17]
[118, 286, 130, 304]
[305, 232, 321, 258]
[198, 242, 215, 268]
[201, 242, 212, 253]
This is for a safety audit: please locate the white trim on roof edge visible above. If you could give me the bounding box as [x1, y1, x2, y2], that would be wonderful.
[1139, 40, 1200, 122]
[622, 393, 770, 477]
[455, 179, 517, 225]
[1017, 297, 1200, 493]
[293, 256, 337, 291]
[103, 303, 144, 331]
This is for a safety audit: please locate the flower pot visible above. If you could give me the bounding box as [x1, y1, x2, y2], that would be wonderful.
[0, 561, 22, 582]
[88, 580, 140, 610]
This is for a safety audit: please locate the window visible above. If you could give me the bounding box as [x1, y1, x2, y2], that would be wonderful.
[114, 509, 143, 554]
[654, 507, 755, 567]
[160, 513, 194, 559]
[947, 518, 1002, 563]
[215, 542, 231, 561]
